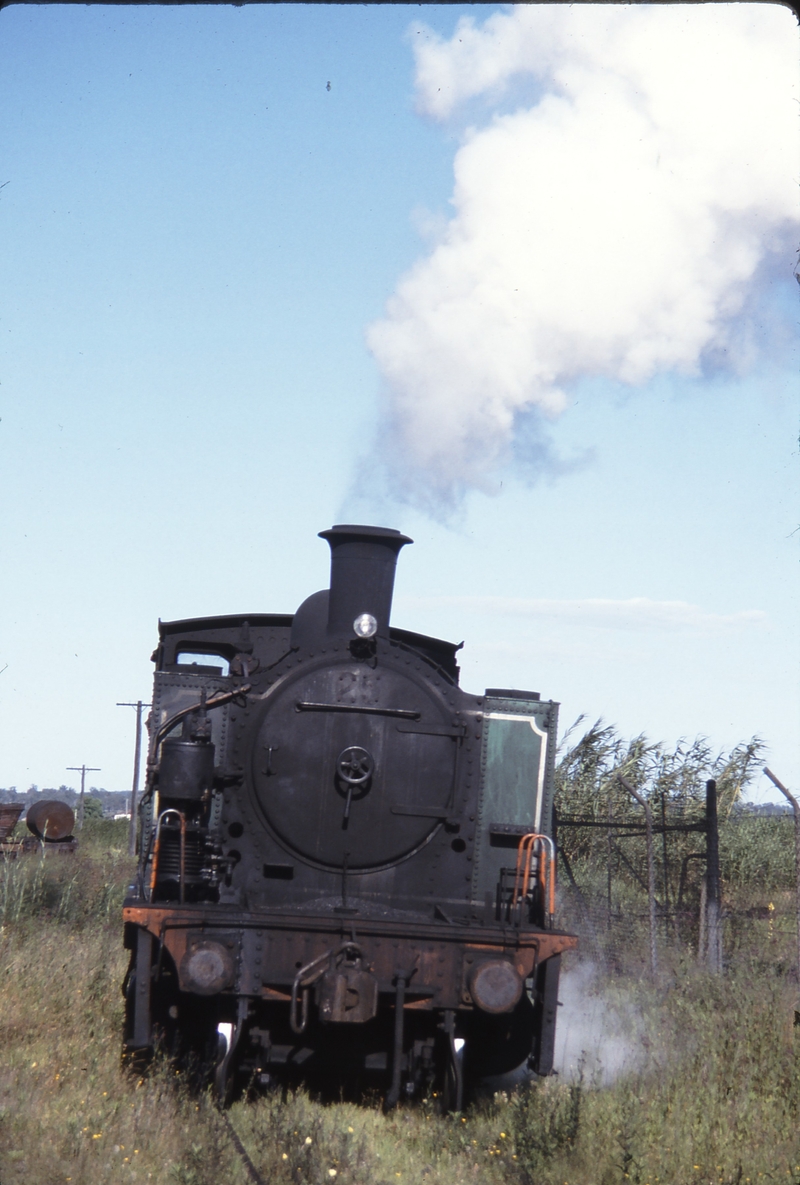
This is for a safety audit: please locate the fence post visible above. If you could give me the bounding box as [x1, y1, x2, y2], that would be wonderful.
[618, 775, 657, 976]
[661, 792, 672, 937]
[705, 778, 722, 974]
[607, 794, 614, 928]
[764, 768, 800, 984]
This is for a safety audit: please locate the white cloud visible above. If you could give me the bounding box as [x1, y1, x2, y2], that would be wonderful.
[400, 595, 767, 634]
[368, 4, 799, 507]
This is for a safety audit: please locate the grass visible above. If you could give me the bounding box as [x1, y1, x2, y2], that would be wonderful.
[2, 822, 800, 1185]
[515, 954, 800, 1185]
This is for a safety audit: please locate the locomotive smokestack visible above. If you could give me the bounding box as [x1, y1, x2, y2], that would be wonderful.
[319, 525, 412, 638]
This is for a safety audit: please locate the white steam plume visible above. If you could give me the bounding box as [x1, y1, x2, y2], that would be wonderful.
[554, 963, 648, 1085]
[367, 4, 799, 507]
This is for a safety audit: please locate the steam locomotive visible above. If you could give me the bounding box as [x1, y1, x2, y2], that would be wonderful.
[122, 525, 576, 1108]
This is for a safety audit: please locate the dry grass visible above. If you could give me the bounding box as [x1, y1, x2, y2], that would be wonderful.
[2, 822, 800, 1185]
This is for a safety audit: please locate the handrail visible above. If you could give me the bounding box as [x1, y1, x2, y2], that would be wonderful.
[512, 832, 556, 926]
[149, 808, 187, 903]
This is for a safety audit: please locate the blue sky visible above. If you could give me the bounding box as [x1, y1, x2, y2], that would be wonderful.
[0, 4, 797, 801]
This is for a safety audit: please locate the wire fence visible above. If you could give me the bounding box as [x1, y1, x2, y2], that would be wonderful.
[554, 791, 800, 977]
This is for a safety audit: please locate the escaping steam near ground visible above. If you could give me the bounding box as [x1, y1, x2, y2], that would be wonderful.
[554, 962, 647, 1085]
[367, 4, 798, 509]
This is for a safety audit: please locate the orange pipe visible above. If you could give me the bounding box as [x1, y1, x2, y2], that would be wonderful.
[149, 809, 187, 902]
[512, 832, 556, 922]
[513, 833, 537, 907]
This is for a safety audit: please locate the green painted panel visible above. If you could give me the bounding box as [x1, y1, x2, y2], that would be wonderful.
[471, 696, 558, 903]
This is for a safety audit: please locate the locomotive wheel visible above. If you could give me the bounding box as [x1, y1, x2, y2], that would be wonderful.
[441, 1050, 464, 1115]
[213, 1000, 250, 1108]
[462, 996, 541, 1096]
[213, 1030, 236, 1108]
[166, 995, 224, 1091]
[436, 1013, 464, 1114]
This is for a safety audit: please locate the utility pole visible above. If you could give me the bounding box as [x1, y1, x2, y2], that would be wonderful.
[705, 778, 722, 974]
[66, 764, 101, 830]
[117, 701, 151, 856]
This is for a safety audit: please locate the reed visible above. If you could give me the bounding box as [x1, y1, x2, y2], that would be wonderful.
[1, 783, 799, 1185]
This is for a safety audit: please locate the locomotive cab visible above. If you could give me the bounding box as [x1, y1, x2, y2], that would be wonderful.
[123, 525, 576, 1108]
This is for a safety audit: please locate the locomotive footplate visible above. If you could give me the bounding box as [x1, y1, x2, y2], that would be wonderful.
[122, 903, 576, 1012]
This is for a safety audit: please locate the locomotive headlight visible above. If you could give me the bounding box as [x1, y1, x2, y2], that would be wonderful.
[469, 960, 523, 1014]
[353, 613, 378, 639]
[180, 941, 236, 995]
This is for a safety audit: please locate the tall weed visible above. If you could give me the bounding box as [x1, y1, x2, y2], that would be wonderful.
[506, 1073, 583, 1182]
[2, 782, 800, 1185]
[0, 841, 132, 930]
